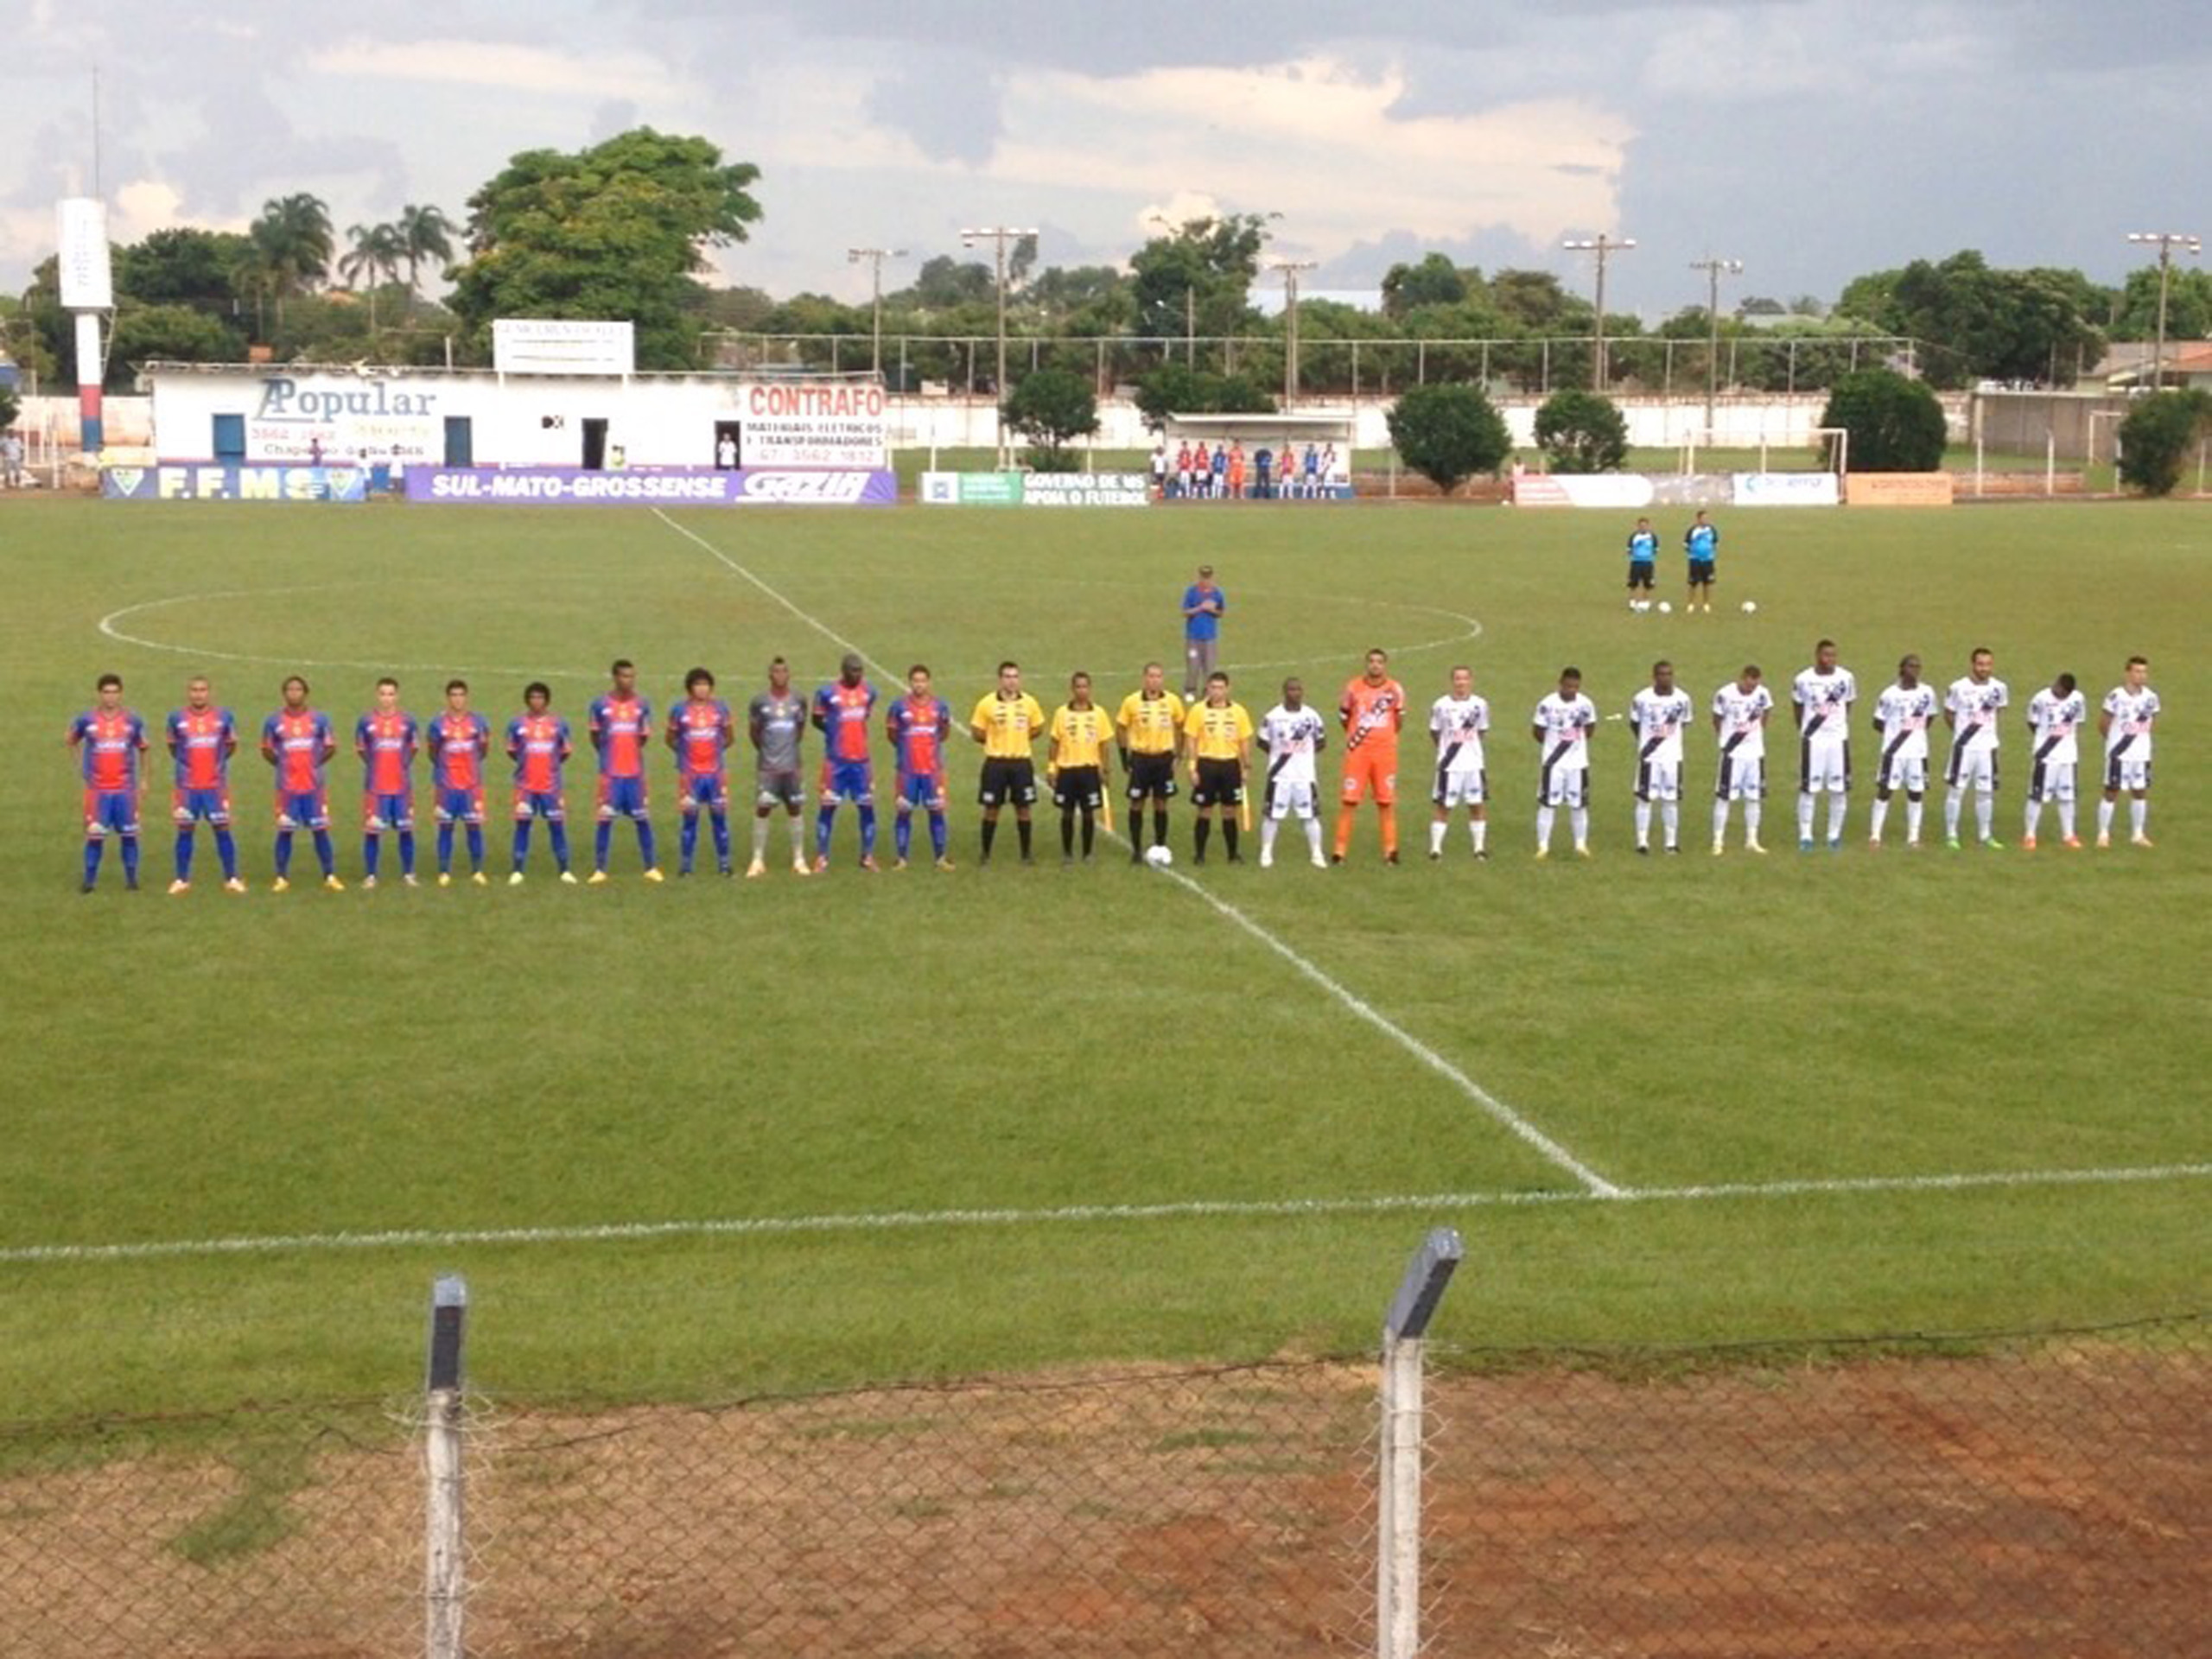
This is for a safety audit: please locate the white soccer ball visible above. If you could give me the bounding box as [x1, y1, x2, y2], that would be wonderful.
[1143, 843, 1175, 869]
[1657, 601, 1673, 615]
[1741, 600, 1758, 614]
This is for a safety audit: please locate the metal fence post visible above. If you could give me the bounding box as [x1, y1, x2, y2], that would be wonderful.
[1376, 1230, 1462, 1659]
[425, 1274, 469, 1659]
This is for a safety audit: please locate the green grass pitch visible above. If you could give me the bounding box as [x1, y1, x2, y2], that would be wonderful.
[0, 494, 2204, 1420]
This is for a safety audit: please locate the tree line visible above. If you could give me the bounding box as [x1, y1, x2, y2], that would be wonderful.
[4, 125, 2205, 401]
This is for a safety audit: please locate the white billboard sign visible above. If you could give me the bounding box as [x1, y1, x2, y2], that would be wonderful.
[493, 319, 636, 376]
[735, 381, 889, 469]
[56, 198, 114, 309]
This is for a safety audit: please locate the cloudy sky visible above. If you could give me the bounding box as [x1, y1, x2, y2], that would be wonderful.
[3, 0, 2206, 320]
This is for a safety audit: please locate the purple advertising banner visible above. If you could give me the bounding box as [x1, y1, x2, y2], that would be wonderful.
[401, 466, 898, 507]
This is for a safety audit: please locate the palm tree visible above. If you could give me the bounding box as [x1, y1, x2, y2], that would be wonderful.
[395, 204, 455, 316]
[339, 222, 406, 332]
[249, 194, 334, 329]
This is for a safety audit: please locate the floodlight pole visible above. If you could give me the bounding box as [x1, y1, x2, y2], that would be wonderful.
[1376, 1228, 1463, 1659]
[1270, 258, 1317, 404]
[848, 246, 907, 379]
[1689, 256, 1744, 435]
[962, 225, 1039, 466]
[1564, 234, 1636, 391]
[2126, 231, 2202, 391]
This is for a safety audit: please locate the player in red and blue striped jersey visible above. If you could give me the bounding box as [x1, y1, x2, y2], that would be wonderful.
[165, 674, 243, 893]
[68, 672, 149, 893]
[588, 658, 661, 882]
[426, 678, 492, 885]
[811, 652, 880, 870]
[665, 667, 734, 876]
[260, 676, 342, 891]
[355, 677, 420, 888]
[505, 682, 576, 884]
[886, 664, 955, 869]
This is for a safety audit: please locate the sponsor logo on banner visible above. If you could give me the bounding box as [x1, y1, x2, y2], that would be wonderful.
[1844, 472, 1955, 507]
[918, 472, 1024, 505]
[737, 382, 890, 471]
[1021, 472, 1152, 507]
[400, 466, 895, 506]
[103, 465, 367, 503]
[246, 375, 442, 465]
[738, 470, 885, 504]
[1512, 474, 1656, 509]
[1734, 472, 1840, 507]
[1647, 474, 1737, 507]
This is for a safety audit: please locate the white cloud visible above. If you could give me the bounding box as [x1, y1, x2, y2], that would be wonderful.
[995, 58, 1631, 250]
[305, 38, 683, 105]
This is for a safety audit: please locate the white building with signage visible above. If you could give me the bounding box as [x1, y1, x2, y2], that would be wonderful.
[142, 361, 889, 476]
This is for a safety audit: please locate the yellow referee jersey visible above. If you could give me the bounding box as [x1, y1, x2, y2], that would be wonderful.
[1184, 699, 1255, 762]
[1050, 704, 1114, 770]
[970, 691, 1046, 759]
[1116, 689, 1185, 755]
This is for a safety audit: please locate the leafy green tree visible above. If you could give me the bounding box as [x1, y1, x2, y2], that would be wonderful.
[1381, 253, 1469, 317]
[1533, 389, 1629, 473]
[2117, 390, 2212, 496]
[2108, 264, 2212, 344]
[1849, 251, 2104, 387]
[895, 255, 994, 311]
[108, 302, 246, 372]
[1485, 269, 1576, 332]
[1385, 382, 1511, 494]
[115, 228, 253, 319]
[1819, 368, 1948, 471]
[0, 383, 19, 430]
[1130, 213, 1272, 347]
[1002, 367, 1097, 471]
[1132, 362, 1276, 433]
[448, 128, 763, 370]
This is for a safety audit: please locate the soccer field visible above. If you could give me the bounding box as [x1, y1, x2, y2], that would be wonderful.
[2, 495, 2205, 1421]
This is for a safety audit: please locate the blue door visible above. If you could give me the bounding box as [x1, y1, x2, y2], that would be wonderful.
[212, 414, 246, 461]
[443, 417, 474, 467]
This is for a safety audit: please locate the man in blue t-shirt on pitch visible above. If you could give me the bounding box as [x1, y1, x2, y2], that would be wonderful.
[1625, 516, 1659, 611]
[1685, 510, 1720, 613]
[1182, 564, 1226, 700]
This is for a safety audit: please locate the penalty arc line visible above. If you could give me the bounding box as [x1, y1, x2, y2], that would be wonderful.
[3, 1163, 2203, 1268]
[652, 508, 1619, 1198]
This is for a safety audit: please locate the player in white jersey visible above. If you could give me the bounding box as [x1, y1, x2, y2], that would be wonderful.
[1627, 659, 1694, 855]
[1531, 667, 1598, 858]
[1427, 665, 1491, 859]
[1867, 654, 1938, 849]
[1710, 664, 1773, 854]
[1942, 646, 2010, 849]
[2095, 654, 2160, 849]
[1255, 677, 1329, 868]
[1791, 639, 1857, 851]
[2019, 672, 2088, 849]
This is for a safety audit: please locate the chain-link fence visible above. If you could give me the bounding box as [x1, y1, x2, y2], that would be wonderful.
[2, 1311, 2203, 1656]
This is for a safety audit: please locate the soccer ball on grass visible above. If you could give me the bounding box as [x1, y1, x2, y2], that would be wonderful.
[1657, 601, 1673, 614]
[1143, 843, 1175, 869]
[1740, 600, 1758, 614]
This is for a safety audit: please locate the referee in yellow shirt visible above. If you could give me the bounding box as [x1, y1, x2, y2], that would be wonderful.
[1184, 670, 1255, 864]
[1048, 671, 1116, 864]
[969, 659, 1046, 865]
[1116, 660, 1185, 864]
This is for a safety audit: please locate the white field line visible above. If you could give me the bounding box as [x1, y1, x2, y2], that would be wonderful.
[653, 509, 1616, 1195]
[97, 584, 603, 682]
[4, 1163, 2205, 1268]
